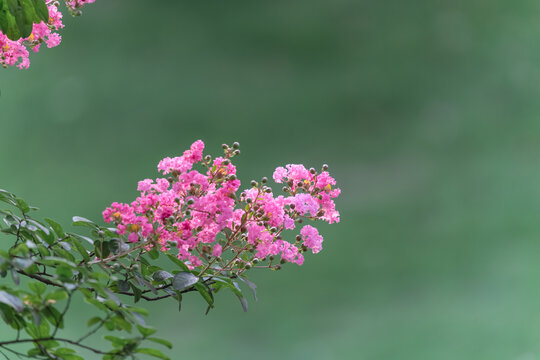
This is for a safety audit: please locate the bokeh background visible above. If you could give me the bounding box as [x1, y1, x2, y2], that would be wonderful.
[2, 0, 540, 359]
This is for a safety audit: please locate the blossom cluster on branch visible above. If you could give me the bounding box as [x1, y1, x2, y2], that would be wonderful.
[0, 141, 340, 359]
[0, 0, 95, 69]
[103, 140, 340, 277]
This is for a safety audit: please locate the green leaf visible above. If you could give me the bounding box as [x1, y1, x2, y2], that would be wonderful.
[148, 246, 159, 260]
[30, 0, 48, 22]
[68, 237, 90, 262]
[239, 276, 258, 301]
[172, 272, 199, 291]
[116, 280, 130, 292]
[0, 0, 20, 41]
[136, 348, 170, 360]
[55, 347, 76, 356]
[131, 282, 142, 303]
[147, 337, 173, 349]
[194, 283, 214, 309]
[136, 324, 157, 337]
[10, 268, 19, 285]
[0, 290, 23, 312]
[69, 232, 94, 245]
[87, 316, 101, 327]
[128, 306, 149, 316]
[45, 289, 68, 301]
[62, 355, 84, 360]
[15, 197, 30, 213]
[104, 335, 127, 348]
[236, 293, 248, 312]
[72, 216, 98, 228]
[166, 253, 190, 271]
[28, 282, 46, 295]
[153, 270, 173, 282]
[111, 315, 132, 333]
[36, 244, 50, 257]
[43, 305, 64, 329]
[44, 218, 65, 238]
[40, 256, 77, 268]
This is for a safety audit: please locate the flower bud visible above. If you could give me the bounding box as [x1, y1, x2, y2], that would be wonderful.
[296, 234, 302, 241]
[233, 150, 241, 156]
[261, 177, 268, 184]
[205, 155, 212, 162]
[187, 199, 195, 205]
[322, 164, 329, 171]
[282, 186, 289, 192]
[250, 180, 258, 187]
[232, 142, 240, 149]
[309, 168, 316, 174]
[222, 144, 228, 150]
[280, 259, 286, 264]
[246, 198, 253, 204]
[223, 159, 230, 165]
[228, 174, 237, 181]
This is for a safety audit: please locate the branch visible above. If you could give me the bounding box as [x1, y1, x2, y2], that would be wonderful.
[16, 270, 62, 287]
[0, 338, 108, 355]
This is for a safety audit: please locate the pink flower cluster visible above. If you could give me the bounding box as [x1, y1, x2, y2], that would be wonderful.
[0, 0, 95, 69]
[103, 141, 340, 273]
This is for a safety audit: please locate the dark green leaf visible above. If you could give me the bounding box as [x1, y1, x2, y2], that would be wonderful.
[172, 272, 199, 291]
[153, 270, 173, 281]
[194, 283, 214, 309]
[239, 277, 258, 301]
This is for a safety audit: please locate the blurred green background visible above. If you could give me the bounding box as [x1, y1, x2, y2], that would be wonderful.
[3, 0, 540, 359]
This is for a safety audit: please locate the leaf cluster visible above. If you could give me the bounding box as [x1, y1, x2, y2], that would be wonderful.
[0, 0, 48, 40]
[0, 188, 258, 359]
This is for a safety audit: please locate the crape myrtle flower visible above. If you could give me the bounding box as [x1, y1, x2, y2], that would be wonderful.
[103, 140, 340, 276]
